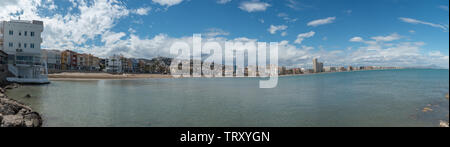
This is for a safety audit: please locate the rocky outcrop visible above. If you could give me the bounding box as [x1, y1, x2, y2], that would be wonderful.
[0, 86, 42, 127]
[442, 94, 449, 128]
[440, 121, 449, 128]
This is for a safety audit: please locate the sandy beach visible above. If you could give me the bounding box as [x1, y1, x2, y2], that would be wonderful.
[48, 72, 173, 80]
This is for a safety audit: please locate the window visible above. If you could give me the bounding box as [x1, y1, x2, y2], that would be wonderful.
[24, 31, 28, 36]
[9, 30, 13, 35]
[19, 32, 21, 36]
[31, 32, 35, 37]
[8, 42, 13, 47]
[30, 43, 35, 48]
[24, 43, 27, 48]
[18, 43, 21, 48]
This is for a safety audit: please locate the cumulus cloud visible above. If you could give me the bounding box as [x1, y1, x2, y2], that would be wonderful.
[399, 17, 449, 32]
[152, 0, 183, 7]
[347, 33, 449, 68]
[239, 0, 271, 12]
[307, 17, 336, 27]
[268, 25, 288, 35]
[133, 7, 152, 15]
[295, 31, 315, 44]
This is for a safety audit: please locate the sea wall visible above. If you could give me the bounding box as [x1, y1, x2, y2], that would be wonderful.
[0, 84, 43, 127]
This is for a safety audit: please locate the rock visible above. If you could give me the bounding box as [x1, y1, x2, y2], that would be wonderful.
[0, 104, 17, 115]
[17, 108, 29, 115]
[1, 97, 42, 127]
[4, 83, 20, 90]
[422, 107, 433, 113]
[1, 115, 24, 127]
[23, 112, 42, 127]
[25, 94, 31, 98]
[440, 121, 449, 128]
[0, 88, 4, 93]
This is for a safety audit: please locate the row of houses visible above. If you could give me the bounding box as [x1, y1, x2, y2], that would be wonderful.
[104, 55, 171, 74]
[41, 49, 102, 72]
[41, 49, 173, 74]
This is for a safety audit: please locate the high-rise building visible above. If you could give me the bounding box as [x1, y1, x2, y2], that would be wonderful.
[313, 58, 324, 73]
[0, 19, 48, 83]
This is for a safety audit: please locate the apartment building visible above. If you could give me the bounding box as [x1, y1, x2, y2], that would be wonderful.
[106, 54, 123, 73]
[88, 54, 100, 71]
[0, 19, 48, 84]
[41, 49, 61, 70]
[77, 53, 88, 70]
[313, 58, 324, 73]
[61, 50, 77, 70]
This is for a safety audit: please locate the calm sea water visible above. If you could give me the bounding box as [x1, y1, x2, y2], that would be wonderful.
[6, 69, 449, 127]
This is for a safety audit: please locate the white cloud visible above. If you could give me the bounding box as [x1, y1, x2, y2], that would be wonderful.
[429, 51, 444, 57]
[307, 17, 336, 27]
[286, 0, 311, 10]
[239, 1, 271, 12]
[268, 25, 288, 35]
[350, 33, 401, 44]
[217, 0, 232, 4]
[0, 0, 19, 6]
[371, 33, 401, 42]
[258, 19, 265, 23]
[399, 17, 449, 32]
[281, 32, 287, 37]
[347, 33, 449, 68]
[277, 13, 297, 23]
[152, 0, 183, 7]
[204, 28, 230, 38]
[350, 37, 364, 42]
[133, 7, 152, 15]
[295, 31, 315, 44]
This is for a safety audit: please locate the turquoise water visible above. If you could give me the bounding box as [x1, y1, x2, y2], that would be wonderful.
[6, 69, 449, 127]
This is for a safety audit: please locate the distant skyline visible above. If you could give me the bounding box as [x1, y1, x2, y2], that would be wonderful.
[1, 0, 449, 68]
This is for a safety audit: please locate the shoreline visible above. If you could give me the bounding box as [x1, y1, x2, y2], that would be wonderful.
[0, 84, 43, 127]
[48, 69, 409, 81]
[48, 73, 174, 81]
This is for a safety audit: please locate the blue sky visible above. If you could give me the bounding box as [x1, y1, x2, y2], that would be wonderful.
[1, 0, 449, 68]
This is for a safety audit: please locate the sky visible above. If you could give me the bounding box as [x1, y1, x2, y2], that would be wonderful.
[0, 0, 449, 68]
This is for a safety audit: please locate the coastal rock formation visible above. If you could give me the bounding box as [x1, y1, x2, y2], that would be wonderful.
[440, 121, 449, 128]
[442, 94, 449, 128]
[0, 87, 43, 127]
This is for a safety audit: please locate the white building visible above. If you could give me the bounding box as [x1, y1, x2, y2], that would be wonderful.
[313, 58, 324, 73]
[0, 20, 49, 84]
[42, 49, 61, 70]
[106, 54, 122, 73]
